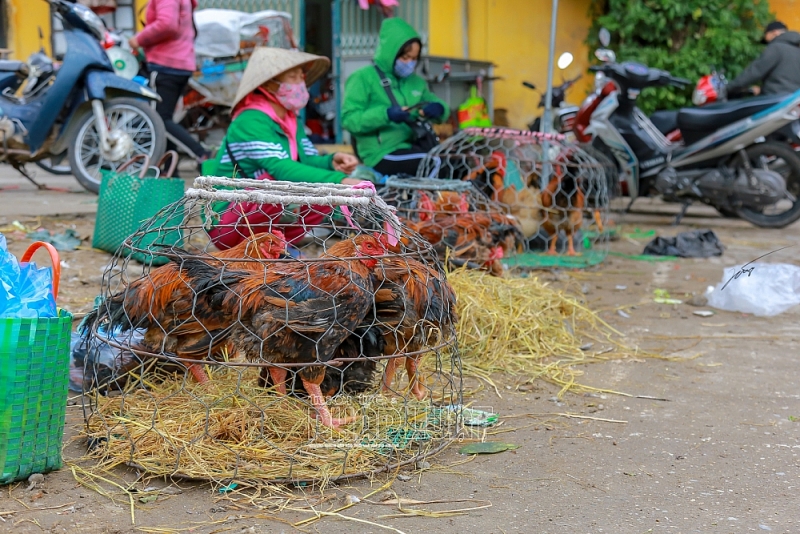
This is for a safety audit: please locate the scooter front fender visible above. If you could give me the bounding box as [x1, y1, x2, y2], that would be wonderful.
[85, 70, 161, 102]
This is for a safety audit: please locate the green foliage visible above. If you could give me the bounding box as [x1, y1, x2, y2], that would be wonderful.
[587, 0, 774, 114]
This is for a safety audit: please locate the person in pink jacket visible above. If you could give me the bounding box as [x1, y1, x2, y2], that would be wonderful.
[129, 0, 208, 172]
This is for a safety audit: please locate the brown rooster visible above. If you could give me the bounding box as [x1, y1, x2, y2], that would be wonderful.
[464, 151, 508, 202]
[85, 231, 288, 384]
[407, 190, 522, 275]
[184, 235, 386, 428]
[258, 325, 386, 398]
[540, 169, 584, 256]
[375, 234, 459, 400]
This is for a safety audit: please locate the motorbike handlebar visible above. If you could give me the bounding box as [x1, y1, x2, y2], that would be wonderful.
[670, 76, 692, 87]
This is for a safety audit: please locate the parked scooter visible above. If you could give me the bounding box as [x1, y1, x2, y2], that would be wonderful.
[0, 44, 72, 177]
[690, 69, 800, 148]
[523, 52, 580, 135]
[574, 29, 800, 228]
[0, 31, 56, 98]
[0, 0, 165, 193]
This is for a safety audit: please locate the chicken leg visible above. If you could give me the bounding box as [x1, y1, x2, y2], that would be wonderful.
[187, 363, 210, 384]
[593, 210, 604, 233]
[256, 366, 289, 394]
[546, 234, 559, 255]
[566, 234, 578, 256]
[405, 356, 427, 401]
[381, 357, 403, 395]
[302, 379, 357, 428]
[270, 367, 288, 395]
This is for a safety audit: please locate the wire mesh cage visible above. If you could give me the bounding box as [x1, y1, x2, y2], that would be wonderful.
[80, 178, 462, 488]
[417, 127, 612, 269]
[379, 177, 524, 276]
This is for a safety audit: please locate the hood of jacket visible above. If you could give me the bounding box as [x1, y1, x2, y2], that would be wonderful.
[771, 31, 800, 47]
[373, 18, 421, 73]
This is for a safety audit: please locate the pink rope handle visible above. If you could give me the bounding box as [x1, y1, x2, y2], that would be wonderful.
[340, 181, 399, 246]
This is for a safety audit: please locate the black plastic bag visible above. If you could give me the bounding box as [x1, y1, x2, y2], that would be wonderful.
[643, 229, 724, 258]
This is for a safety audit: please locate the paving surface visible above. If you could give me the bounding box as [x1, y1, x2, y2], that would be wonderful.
[1, 166, 799, 534]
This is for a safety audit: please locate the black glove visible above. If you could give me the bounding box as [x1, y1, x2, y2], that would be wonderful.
[387, 105, 411, 123]
[421, 102, 445, 119]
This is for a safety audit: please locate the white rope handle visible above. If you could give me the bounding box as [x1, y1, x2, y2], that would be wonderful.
[186, 177, 402, 236]
[192, 177, 375, 197]
[185, 187, 374, 206]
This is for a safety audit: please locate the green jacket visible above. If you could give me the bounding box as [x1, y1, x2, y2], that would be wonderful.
[202, 108, 346, 215]
[341, 18, 449, 168]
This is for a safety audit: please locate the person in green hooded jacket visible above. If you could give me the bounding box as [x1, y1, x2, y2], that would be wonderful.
[342, 18, 449, 177]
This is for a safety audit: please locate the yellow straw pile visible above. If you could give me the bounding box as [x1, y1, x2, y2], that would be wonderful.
[447, 269, 638, 395]
[83, 366, 456, 487]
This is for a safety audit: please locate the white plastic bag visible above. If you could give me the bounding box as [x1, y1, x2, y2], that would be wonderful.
[194, 9, 244, 58]
[706, 262, 800, 316]
[194, 9, 293, 59]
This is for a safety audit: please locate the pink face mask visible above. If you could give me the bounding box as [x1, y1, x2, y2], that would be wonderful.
[273, 82, 309, 112]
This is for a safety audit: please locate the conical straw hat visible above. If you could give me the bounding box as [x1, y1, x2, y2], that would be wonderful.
[231, 47, 330, 109]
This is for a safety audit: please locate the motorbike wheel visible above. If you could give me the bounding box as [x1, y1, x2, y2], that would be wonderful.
[68, 97, 167, 194]
[35, 154, 72, 176]
[732, 142, 800, 228]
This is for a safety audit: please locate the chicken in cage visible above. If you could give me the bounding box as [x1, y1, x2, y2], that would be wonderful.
[380, 177, 524, 276]
[417, 127, 611, 265]
[80, 178, 462, 487]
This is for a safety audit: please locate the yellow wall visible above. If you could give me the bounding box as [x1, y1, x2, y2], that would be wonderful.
[428, 0, 465, 58]
[6, 0, 52, 60]
[429, 0, 594, 130]
[771, 0, 800, 29]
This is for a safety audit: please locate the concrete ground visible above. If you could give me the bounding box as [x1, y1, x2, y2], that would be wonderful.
[0, 166, 799, 534]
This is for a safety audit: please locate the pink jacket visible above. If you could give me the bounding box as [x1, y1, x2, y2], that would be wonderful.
[136, 0, 197, 72]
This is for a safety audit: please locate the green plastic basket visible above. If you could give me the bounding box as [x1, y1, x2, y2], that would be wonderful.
[0, 242, 72, 484]
[92, 153, 185, 266]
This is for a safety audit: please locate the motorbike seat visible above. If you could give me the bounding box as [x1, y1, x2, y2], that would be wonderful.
[0, 60, 28, 76]
[649, 110, 679, 135]
[677, 94, 788, 134]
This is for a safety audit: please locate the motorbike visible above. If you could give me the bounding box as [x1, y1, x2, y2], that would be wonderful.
[0, 31, 57, 99]
[690, 69, 800, 148]
[0, 0, 165, 193]
[1, 46, 73, 177]
[573, 30, 800, 228]
[523, 52, 580, 135]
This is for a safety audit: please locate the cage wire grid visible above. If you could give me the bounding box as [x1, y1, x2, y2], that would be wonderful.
[80, 178, 463, 487]
[417, 127, 613, 269]
[379, 177, 525, 276]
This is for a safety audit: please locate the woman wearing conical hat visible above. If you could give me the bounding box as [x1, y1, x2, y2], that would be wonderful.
[203, 47, 362, 250]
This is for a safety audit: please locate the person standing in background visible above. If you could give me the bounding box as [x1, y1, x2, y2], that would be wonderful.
[129, 0, 209, 173]
[728, 21, 800, 97]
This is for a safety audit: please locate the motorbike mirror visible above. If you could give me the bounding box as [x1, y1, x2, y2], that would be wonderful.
[599, 28, 611, 47]
[595, 49, 616, 63]
[557, 52, 574, 70]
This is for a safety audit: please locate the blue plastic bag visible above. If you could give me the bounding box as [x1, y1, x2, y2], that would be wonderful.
[0, 234, 57, 318]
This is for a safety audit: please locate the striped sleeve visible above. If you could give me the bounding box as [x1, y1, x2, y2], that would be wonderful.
[222, 110, 344, 184]
[221, 141, 290, 164]
[301, 138, 320, 156]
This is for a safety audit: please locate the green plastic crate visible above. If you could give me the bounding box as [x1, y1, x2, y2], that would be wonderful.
[0, 309, 73, 484]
